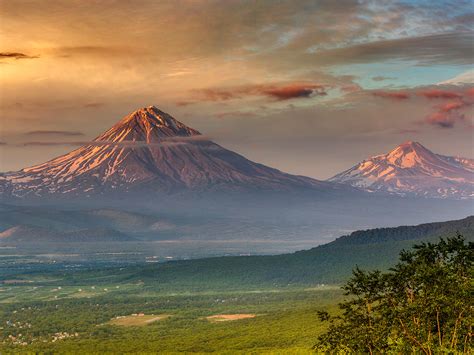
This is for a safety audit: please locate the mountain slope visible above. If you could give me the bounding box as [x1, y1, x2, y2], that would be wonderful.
[0, 106, 337, 198]
[126, 215, 474, 286]
[328, 141, 474, 199]
[17, 216, 472, 287]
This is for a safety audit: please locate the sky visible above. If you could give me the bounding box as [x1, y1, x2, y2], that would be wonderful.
[0, 0, 473, 179]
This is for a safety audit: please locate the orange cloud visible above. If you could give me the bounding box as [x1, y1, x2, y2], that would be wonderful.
[426, 98, 471, 128]
[465, 88, 474, 97]
[418, 89, 463, 99]
[426, 111, 464, 128]
[185, 82, 329, 104]
[0, 52, 39, 60]
[372, 91, 410, 100]
[370, 86, 473, 129]
[261, 84, 327, 100]
[440, 101, 465, 112]
[25, 130, 85, 137]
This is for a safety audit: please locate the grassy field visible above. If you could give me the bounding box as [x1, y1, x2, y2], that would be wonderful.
[0, 272, 343, 353]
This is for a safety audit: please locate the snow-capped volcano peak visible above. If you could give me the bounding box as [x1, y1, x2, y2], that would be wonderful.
[1, 106, 332, 198]
[389, 140, 425, 155]
[96, 106, 201, 143]
[384, 141, 438, 168]
[329, 142, 474, 199]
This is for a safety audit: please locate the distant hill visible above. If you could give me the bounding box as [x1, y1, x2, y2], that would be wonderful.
[2, 216, 473, 288]
[330, 216, 474, 245]
[128, 216, 474, 287]
[0, 225, 135, 243]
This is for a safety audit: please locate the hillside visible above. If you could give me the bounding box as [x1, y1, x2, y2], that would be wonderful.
[124, 215, 474, 287]
[0, 225, 135, 243]
[10, 215, 471, 288]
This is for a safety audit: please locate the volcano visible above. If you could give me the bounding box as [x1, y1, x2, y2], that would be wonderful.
[329, 141, 474, 199]
[0, 106, 336, 198]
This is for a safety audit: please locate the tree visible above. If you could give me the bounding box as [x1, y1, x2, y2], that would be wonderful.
[314, 235, 473, 354]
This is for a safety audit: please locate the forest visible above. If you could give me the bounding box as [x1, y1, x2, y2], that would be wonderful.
[1, 234, 471, 353]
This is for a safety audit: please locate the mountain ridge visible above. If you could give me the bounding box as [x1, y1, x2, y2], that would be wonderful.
[133, 215, 474, 285]
[58, 215, 473, 286]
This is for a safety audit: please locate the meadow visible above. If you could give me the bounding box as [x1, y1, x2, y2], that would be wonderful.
[0, 275, 342, 353]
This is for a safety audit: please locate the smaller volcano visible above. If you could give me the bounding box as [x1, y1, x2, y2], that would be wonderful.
[329, 141, 474, 199]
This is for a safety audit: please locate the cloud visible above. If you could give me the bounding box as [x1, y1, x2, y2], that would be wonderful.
[21, 141, 85, 147]
[418, 88, 473, 128]
[0, 52, 39, 60]
[25, 130, 85, 137]
[185, 82, 329, 104]
[262, 84, 327, 100]
[340, 83, 363, 93]
[175, 100, 194, 107]
[214, 111, 258, 119]
[426, 111, 464, 128]
[426, 97, 472, 129]
[52, 46, 139, 58]
[370, 85, 474, 129]
[2, 1, 474, 174]
[83, 102, 105, 108]
[438, 69, 474, 85]
[20, 136, 210, 148]
[396, 129, 420, 135]
[440, 101, 465, 112]
[418, 89, 463, 99]
[372, 91, 410, 100]
[303, 32, 474, 67]
[196, 88, 237, 102]
[372, 76, 396, 82]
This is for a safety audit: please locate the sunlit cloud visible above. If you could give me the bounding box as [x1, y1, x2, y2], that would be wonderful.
[370, 85, 474, 129]
[1, 0, 473, 175]
[372, 91, 410, 100]
[372, 76, 396, 82]
[182, 82, 329, 104]
[83, 102, 105, 108]
[214, 111, 259, 119]
[0, 52, 39, 60]
[426, 111, 464, 128]
[25, 130, 85, 137]
[18, 135, 211, 149]
[418, 89, 463, 99]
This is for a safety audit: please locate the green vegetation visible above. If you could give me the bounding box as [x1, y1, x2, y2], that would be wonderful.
[315, 235, 473, 353]
[4, 216, 471, 291]
[0, 218, 472, 352]
[0, 284, 341, 353]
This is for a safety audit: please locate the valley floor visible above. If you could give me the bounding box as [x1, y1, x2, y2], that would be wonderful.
[0, 273, 342, 353]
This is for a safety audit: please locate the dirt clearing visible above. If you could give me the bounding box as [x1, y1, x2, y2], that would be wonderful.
[206, 314, 256, 322]
[109, 314, 170, 326]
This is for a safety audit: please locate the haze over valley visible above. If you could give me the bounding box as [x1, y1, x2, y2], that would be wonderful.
[0, 106, 472, 263]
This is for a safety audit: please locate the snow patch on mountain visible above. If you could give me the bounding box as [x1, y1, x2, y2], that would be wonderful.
[0, 106, 335, 198]
[329, 141, 474, 199]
